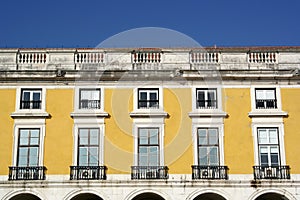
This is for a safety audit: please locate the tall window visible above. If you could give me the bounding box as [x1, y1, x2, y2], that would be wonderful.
[196, 89, 217, 109]
[79, 89, 101, 109]
[138, 89, 159, 109]
[20, 89, 41, 109]
[17, 129, 40, 167]
[258, 128, 280, 166]
[138, 128, 159, 166]
[78, 128, 99, 166]
[198, 128, 219, 165]
[255, 89, 277, 109]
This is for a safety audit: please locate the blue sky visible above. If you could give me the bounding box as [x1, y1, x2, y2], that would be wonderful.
[1, 0, 300, 47]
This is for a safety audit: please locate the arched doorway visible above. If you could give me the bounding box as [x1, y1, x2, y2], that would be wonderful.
[70, 193, 103, 200]
[132, 192, 165, 200]
[194, 193, 226, 200]
[10, 193, 41, 200]
[255, 192, 289, 200]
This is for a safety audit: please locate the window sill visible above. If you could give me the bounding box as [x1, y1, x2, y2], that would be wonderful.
[70, 111, 109, 118]
[11, 111, 50, 118]
[189, 110, 227, 118]
[130, 111, 168, 118]
[248, 110, 288, 117]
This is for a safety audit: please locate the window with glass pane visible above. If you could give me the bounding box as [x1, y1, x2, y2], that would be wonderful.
[20, 89, 42, 109]
[255, 89, 277, 109]
[78, 128, 99, 166]
[138, 89, 159, 109]
[138, 128, 159, 166]
[197, 128, 219, 165]
[79, 89, 101, 109]
[258, 128, 280, 166]
[17, 129, 40, 167]
[196, 89, 217, 109]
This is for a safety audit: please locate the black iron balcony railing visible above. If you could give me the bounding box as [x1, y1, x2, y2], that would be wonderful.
[255, 99, 277, 109]
[196, 100, 217, 109]
[131, 166, 169, 179]
[138, 100, 159, 109]
[80, 100, 101, 109]
[8, 166, 46, 180]
[192, 165, 228, 180]
[70, 166, 107, 180]
[253, 165, 290, 180]
[20, 100, 41, 109]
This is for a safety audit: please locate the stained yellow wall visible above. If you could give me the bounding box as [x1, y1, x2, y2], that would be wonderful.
[0, 89, 15, 175]
[281, 88, 300, 173]
[44, 89, 73, 174]
[164, 88, 193, 174]
[224, 88, 253, 174]
[104, 88, 133, 174]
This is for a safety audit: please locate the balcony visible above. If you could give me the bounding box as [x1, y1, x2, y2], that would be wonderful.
[79, 100, 101, 109]
[253, 165, 290, 180]
[192, 165, 228, 180]
[20, 100, 41, 109]
[70, 166, 107, 180]
[131, 166, 169, 180]
[255, 99, 277, 109]
[8, 166, 47, 180]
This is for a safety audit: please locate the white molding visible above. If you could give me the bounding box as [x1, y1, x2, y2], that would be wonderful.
[129, 111, 168, 118]
[189, 111, 227, 118]
[248, 111, 288, 117]
[70, 111, 109, 118]
[10, 111, 50, 118]
[15, 87, 46, 113]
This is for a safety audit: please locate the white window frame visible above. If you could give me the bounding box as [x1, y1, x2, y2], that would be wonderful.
[74, 86, 104, 113]
[252, 122, 286, 166]
[195, 88, 218, 109]
[73, 124, 105, 166]
[133, 86, 163, 112]
[192, 123, 224, 166]
[15, 87, 46, 113]
[133, 123, 164, 166]
[12, 121, 46, 167]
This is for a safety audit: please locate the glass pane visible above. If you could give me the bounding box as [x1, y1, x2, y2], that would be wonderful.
[30, 129, 40, 138]
[269, 129, 278, 144]
[81, 90, 90, 100]
[22, 91, 30, 101]
[139, 147, 148, 154]
[20, 137, 29, 145]
[79, 155, 88, 166]
[139, 155, 147, 166]
[90, 129, 99, 145]
[258, 129, 268, 144]
[149, 154, 159, 166]
[19, 148, 28, 156]
[20, 129, 29, 139]
[266, 90, 275, 99]
[198, 129, 207, 145]
[271, 153, 279, 166]
[18, 156, 27, 166]
[30, 137, 39, 145]
[207, 91, 215, 101]
[256, 90, 265, 99]
[139, 129, 148, 145]
[199, 147, 208, 165]
[89, 147, 98, 156]
[29, 155, 38, 166]
[197, 91, 205, 101]
[91, 90, 100, 100]
[29, 147, 38, 157]
[33, 92, 41, 101]
[208, 129, 218, 145]
[139, 92, 147, 100]
[149, 129, 158, 144]
[209, 147, 219, 165]
[149, 92, 157, 100]
[79, 129, 88, 137]
[260, 153, 269, 166]
[79, 147, 88, 156]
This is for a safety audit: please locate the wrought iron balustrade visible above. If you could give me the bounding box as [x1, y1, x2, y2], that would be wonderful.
[70, 166, 107, 180]
[253, 165, 290, 180]
[255, 99, 277, 109]
[80, 100, 101, 109]
[192, 165, 228, 180]
[8, 166, 46, 180]
[20, 100, 41, 109]
[131, 166, 169, 179]
[196, 100, 217, 109]
[138, 100, 159, 109]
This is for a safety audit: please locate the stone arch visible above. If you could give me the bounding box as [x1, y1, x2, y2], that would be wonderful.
[64, 190, 108, 200]
[249, 189, 296, 200]
[125, 189, 169, 200]
[186, 189, 230, 200]
[2, 190, 44, 200]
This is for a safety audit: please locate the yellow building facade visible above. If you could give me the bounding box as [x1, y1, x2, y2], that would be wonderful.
[0, 47, 299, 200]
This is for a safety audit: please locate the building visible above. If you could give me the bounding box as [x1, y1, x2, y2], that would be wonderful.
[0, 47, 299, 200]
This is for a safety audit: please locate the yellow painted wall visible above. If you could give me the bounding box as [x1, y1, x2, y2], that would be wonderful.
[104, 88, 133, 174]
[281, 88, 300, 174]
[164, 88, 193, 174]
[0, 89, 15, 175]
[224, 88, 253, 174]
[45, 89, 74, 174]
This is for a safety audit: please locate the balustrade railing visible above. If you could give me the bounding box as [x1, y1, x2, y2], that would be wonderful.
[192, 165, 228, 180]
[80, 100, 101, 109]
[20, 100, 41, 109]
[70, 166, 107, 180]
[190, 52, 219, 63]
[131, 166, 169, 179]
[17, 52, 47, 64]
[196, 99, 217, 109]
[255, 99, 277, 109]
[75, 52, 104, 63]
[132, 51, 162, 63]
[8, 166, 46, 180]
[248, 52, 277, 63]
[253, 165, 290, 180]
